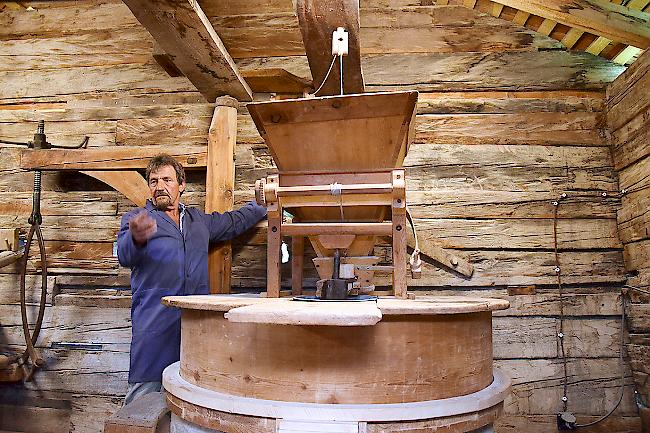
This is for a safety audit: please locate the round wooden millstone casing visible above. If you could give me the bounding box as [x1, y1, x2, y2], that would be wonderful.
[181, 310, 491, 404]
[162, 295, 511, 432]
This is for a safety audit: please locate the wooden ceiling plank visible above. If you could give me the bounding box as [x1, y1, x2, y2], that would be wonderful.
[491, 0, 650, 48]
[296, 0, 364, 96]
[491, 3, 504, 17]
[586, 36, 613, 55]
[613, 45, 643, 63]
[537, 19, 558, 36]
[561, 28, 586, 49]
[463, 0, 478, 8]
[512, 10, 530, 26]
[627, 0, 650, 10]
[121, 0, 253, 102]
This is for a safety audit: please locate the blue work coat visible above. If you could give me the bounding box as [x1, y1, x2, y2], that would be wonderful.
[117, 200, 266, 383]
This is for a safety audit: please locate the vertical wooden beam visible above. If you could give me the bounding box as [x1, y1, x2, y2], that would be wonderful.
[291, 236, 305, 296]
[266, 175, 282, 298]
[391, 170, 407, 299]
[206, 96, 238, 294]
[267, 219, 282, 297]
[296, 0, 364, 96]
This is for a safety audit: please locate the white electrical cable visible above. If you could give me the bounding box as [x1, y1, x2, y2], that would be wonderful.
[312, 55, 338, 96]
[339, 54, 344, 95]
[330, 182, 345, 221]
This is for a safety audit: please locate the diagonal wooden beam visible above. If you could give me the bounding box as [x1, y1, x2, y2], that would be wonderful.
[296, 0, 364, 96]
[81, 170, 149, 207]
[121, 0, 252, 102]
[490, 0, 650, 48]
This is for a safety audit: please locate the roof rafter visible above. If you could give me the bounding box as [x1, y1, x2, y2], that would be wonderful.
[488, 0, 650, 48]
[121, 0, 252, 102]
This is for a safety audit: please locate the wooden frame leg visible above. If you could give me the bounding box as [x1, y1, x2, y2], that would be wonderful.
[392, 212, 407, 299]
[291, 236, 304, 296]
[267, 216, 282, 297]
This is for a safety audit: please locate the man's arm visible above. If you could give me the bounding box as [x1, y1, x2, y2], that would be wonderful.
[117, 210, 156, 267]
[205, 201, 267, 242]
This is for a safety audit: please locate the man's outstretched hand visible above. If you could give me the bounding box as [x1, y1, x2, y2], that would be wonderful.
[129, 211, 157, 245]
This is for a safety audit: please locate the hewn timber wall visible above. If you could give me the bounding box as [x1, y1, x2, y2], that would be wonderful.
[0, 1, 640, 432]
[607, 49, 650, 431]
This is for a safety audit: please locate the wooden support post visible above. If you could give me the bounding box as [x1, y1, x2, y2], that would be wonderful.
[291, 236, 304, 296]
[206, 96, 238, 294]
[267, 215, 282, 298]
[392, 170, 408, 298]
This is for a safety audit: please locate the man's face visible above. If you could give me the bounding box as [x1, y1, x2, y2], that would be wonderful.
[148, 165, 185, 211]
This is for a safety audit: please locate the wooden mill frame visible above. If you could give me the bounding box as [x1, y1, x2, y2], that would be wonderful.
[259, 168, 408, 298]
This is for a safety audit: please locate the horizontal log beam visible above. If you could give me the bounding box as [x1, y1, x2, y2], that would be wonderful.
[121, 0, 252, 101]
[282, 222, 393, 236]
[20, 148, 207, 171]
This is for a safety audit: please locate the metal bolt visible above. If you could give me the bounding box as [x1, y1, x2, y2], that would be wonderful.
[621, 188, 627, 195]
[558, 332, 564, 339]
[554, 267, 561, 273]
[560, 193, 567, 199]
[396, 225, 402, 231]
[562, 396, 568, 402]
[271, 226, 278, 233]
[552, 201, 559, 206]
[601, 192, 607, 197]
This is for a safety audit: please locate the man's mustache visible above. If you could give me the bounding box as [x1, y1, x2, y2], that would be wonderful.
[154, 192, 170, 198]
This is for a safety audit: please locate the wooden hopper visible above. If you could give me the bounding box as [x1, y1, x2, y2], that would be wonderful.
[248, 91, 418, 174]
[248, 91, 418, 297]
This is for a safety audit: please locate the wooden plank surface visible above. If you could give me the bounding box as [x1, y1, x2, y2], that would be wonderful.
[121, 0, 252, 101]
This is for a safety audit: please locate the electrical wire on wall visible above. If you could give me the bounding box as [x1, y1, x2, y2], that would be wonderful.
[552, 192, 634, 430]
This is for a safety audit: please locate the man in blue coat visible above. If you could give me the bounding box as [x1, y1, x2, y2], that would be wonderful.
[117, 154, 266, 405]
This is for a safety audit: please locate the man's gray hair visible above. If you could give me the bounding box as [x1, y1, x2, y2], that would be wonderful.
[145, 154, 186, 185]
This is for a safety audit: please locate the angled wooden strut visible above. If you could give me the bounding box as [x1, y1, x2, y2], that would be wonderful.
[490, 0, 650, 48]
[296, 0, 364, 95]
[81, 171, 149, 208]
[121, 0, 252, 101]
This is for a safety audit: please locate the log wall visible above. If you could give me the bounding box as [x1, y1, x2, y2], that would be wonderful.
[607, 49, 650, 432]
[0, 1, 640, 432]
